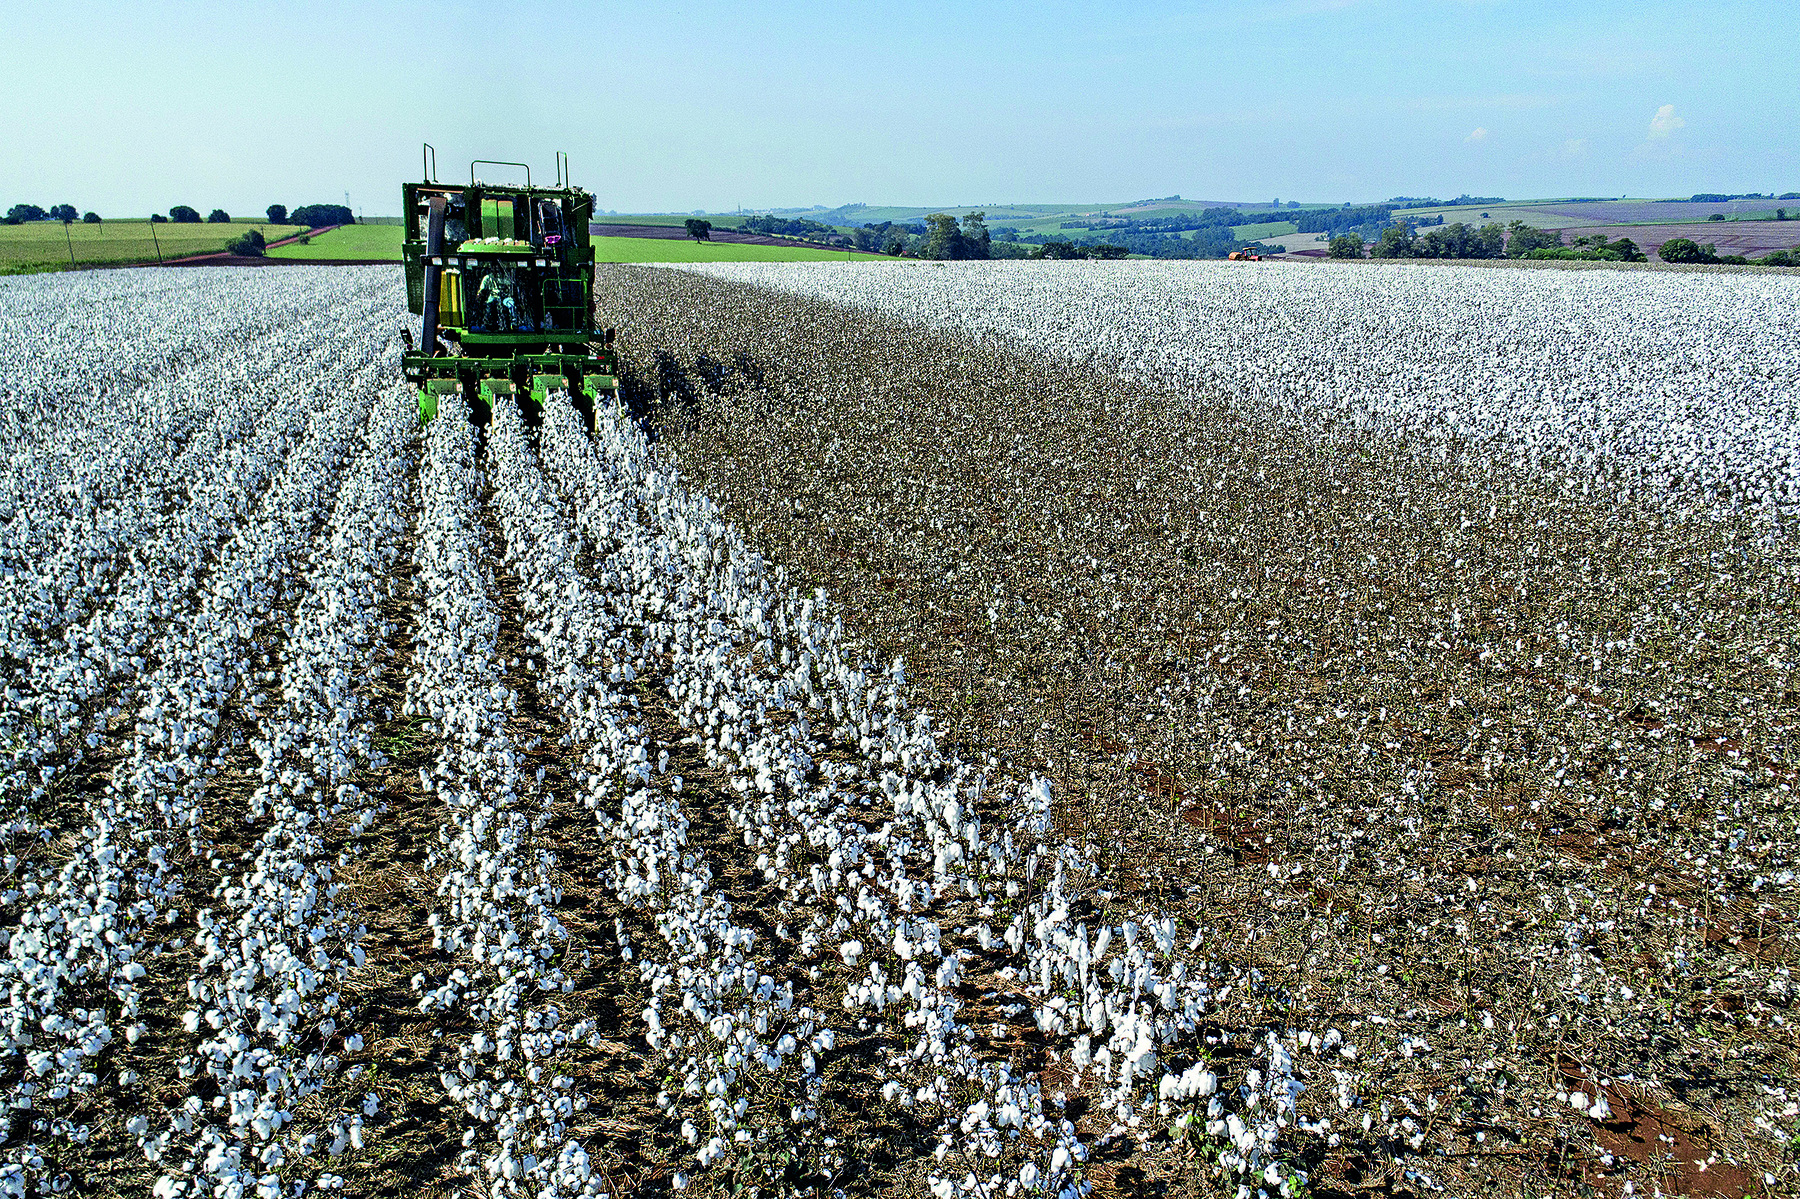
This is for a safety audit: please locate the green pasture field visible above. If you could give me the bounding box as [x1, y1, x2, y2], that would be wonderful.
[0, 218, 297, 274]
[606, 214, 754, 230]
[1231, 220, 1301, 239]
[266, 224, 404, 260]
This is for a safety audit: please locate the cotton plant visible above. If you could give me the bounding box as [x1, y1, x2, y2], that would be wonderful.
[0, 276, 402, 839]
[1, 304, 400, 1192]
[517, 390, 1324, 1197]
[404, 391, 605, 1199]
[146, 388, 415, 1195]
[501, 396, 848, 1189]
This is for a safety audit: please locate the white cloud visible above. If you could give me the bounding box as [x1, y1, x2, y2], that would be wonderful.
[1559, 138, 1588, 158]
[1648, 104, 1685, 139]
[1465, 127, 1488, 143]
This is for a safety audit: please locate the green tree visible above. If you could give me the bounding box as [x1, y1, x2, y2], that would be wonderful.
[1029, 239, 1084, 260]
[82, 211, 100, 224]
[266, 204, 288, 225]
[150, 213, 168, 223]
[224, 228, 266, 257]
[206, 208, 231, 223]
[1087, 244, 1128, 259]
[50, 204, 78, 223]
[1504, 222, 1563, 257]
[960, 211, 990, 260]
[1327, 232, 1365, 258]
[1369, 221, 1417, 258]
[1657, 237, 1703, 264]
[684, 218, 712, 241]
[169, 205, 201, 223]
[5, 204, 47, 224]
[1605, 237, 1645, 262]
[289, 203, 354, 227]
[923, 212, 963, 259]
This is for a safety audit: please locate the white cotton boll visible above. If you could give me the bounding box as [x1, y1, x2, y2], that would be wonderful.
[840, 940, 863, 965]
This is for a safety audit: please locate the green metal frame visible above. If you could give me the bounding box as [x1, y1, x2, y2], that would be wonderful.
[401, 151, 617, 423]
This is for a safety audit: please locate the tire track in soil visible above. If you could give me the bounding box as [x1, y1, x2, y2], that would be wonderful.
[302, 531, 464, 1198]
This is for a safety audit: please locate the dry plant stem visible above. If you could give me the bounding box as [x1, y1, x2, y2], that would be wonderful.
[594, 263, 1798, 1199]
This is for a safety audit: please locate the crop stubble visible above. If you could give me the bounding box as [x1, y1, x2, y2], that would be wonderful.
[595, 262, 1798, 1197]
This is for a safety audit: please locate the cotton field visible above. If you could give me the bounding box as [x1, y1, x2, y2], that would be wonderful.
[1, 261, 1795, 1199]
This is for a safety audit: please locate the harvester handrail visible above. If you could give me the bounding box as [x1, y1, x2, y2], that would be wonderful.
[422, 142, 438, 183]
[472, 159, 531, 188]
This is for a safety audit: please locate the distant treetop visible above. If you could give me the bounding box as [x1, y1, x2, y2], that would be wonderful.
[288, 203, 354, 228]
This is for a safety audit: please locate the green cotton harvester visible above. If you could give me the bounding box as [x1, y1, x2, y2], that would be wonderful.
[401, 145, 618, 423]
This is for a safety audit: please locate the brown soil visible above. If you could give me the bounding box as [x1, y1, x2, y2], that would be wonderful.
[590, 263, 1800, 1199]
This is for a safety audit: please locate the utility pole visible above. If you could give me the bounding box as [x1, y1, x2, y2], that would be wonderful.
[149, 217, 163, 263]
[64, 221, 75, 268]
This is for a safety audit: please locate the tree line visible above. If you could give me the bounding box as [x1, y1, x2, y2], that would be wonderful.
[1328, 220, 1642, 261]
[5, 202, 353, 227]
[1656, 238, 1798, 267]
[1327, 219, 1798, 267]
[4, 204, 92, 225]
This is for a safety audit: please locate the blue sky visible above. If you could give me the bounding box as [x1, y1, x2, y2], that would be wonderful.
[5, 0, 1794, 216]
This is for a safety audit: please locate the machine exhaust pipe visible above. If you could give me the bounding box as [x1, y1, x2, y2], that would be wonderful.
[421, 195, 447, 355]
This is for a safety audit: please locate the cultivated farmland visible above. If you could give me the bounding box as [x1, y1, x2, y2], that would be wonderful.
[0, 220, 299, 275]
[1552, 222, 1800, 261]
[1, 260, 1796, 1199]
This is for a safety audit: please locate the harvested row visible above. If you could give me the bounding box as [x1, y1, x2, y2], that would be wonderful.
[686, 260, 1800, 521]
[599, 261, 1800, 1197]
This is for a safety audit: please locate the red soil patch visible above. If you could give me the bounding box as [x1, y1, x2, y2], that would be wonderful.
[1550, 1059, 1759, 1199]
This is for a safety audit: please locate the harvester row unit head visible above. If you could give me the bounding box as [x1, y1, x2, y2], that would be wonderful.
[401, 145, 618, 423]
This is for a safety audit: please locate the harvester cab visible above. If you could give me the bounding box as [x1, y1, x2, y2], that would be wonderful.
[401, 145, 618, 424]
